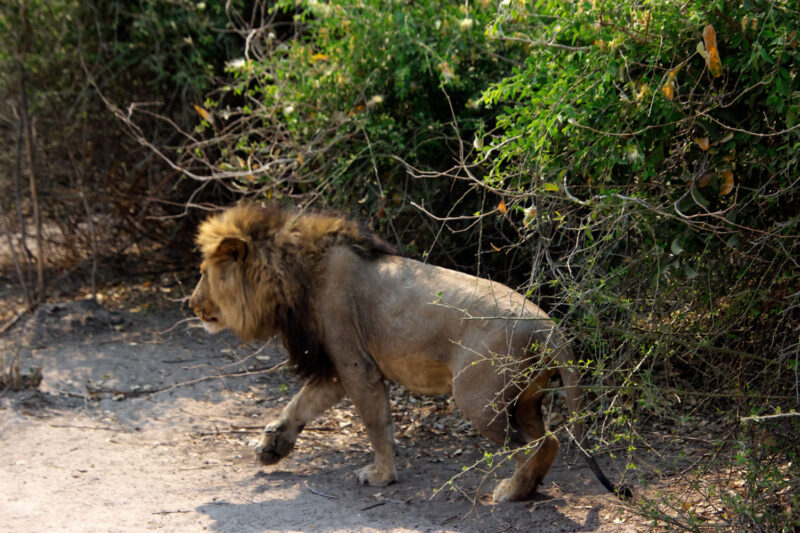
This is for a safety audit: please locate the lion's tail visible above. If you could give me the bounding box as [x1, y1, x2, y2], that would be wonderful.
[553, 344, 633, 500]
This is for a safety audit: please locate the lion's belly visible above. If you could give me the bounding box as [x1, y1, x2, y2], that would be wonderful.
[374, 355, 453, 396]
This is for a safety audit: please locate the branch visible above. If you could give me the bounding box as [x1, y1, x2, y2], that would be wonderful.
[740, 412, 800, 423]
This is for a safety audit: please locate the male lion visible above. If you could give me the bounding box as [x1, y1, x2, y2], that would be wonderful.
[190, 204, 629, 502]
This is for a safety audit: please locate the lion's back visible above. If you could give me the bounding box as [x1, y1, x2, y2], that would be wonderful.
[318, 248, 556, 360]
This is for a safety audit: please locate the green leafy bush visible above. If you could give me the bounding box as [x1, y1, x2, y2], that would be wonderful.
[192, 0, 523, 252]
[479, 0, 800, 388]
[478, 1, 799, 527]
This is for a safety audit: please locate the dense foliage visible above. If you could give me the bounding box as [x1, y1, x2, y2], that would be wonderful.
[187, 0, 517, 257]
[480, 3, 800, 527]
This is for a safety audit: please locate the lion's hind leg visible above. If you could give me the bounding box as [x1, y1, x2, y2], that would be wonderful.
[492, 382, 558, 503]
[256, 376, 344, 465]
[451, 359, 548, 502]
[493, 434, 559, 502]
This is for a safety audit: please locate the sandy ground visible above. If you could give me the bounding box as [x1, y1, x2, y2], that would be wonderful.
[1, 300, 646, 532]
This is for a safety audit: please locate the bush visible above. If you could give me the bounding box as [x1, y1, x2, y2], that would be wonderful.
[189, 0, 524, 258]
[478, 1, 799, 527]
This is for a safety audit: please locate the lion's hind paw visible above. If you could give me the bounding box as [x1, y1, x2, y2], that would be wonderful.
[492, 478, 517, 503]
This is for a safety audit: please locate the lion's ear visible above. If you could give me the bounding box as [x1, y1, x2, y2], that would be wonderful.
[214, 237, 248, 263]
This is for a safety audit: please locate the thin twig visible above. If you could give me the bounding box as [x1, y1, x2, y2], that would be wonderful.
[48, 424, 126, 432]
[0, 313, 23, 336]
[156, 316, 200, 336]
[359, 501, 386, 511]
[143, 362, 287, 397]
[192, 425, 262, 436]
[304, 481, 338, 500]
[740, 412, 800, 423]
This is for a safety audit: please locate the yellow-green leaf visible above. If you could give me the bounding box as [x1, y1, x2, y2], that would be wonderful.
[194, 104, 214, 125]
[523, 205, 537, 227]
[720, 170, 734, 196]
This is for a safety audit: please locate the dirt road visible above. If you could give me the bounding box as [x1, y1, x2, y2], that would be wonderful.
[1, 300, 641, 532]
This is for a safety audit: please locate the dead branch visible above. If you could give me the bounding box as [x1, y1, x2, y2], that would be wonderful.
[304, 481, 338, 500]
[740, 412, 800, 423]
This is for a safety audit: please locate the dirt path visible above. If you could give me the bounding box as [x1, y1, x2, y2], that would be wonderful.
[1, 301, 644, 532]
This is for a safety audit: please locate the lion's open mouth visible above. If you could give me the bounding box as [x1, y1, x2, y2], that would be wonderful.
[201, 318, 225, 334]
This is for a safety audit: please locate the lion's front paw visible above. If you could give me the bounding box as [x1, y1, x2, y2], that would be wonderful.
[255, 423, 296, 465]
[355, 464, 397, 487]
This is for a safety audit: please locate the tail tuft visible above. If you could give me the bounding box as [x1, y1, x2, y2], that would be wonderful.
[584, 454, 633, 500]
[616, 484, 633, 500]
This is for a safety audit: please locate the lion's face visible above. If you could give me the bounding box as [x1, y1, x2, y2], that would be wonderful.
[190, 235, 251, 337]
[191, 229, 279, 342]
[189, 264, 226, 334]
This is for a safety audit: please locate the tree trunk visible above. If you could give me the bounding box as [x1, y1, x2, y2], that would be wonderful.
[17, 3, 45, 303]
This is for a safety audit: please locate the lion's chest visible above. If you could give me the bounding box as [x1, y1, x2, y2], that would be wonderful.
[373, 355, 453, 396]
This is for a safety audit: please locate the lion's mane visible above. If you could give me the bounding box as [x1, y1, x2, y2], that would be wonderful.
[196, 204, 396, 379]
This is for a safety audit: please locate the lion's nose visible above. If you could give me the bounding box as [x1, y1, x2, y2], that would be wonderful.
[188, 292, 200, 314]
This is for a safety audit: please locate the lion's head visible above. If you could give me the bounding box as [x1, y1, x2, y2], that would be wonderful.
[189, 205, 280, 342]
[189, 238, 250, 336]
[190, 203, 395, 377]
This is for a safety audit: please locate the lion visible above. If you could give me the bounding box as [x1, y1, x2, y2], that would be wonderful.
[190, 203, 630, 502]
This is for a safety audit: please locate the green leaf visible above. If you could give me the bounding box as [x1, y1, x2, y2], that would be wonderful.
[670, 238, 684, 256]
[756, 45, 774, 65]
[690, 186, 710, 209]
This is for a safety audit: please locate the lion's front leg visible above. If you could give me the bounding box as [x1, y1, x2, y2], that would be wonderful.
[255, 376, 344, 465]
[351, 381, 397, 487]
[352, 390, 397, 487]
[255, 420, 296, 465]
[335, 362, 397, 487]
